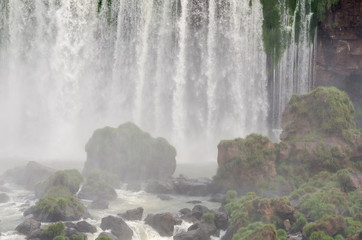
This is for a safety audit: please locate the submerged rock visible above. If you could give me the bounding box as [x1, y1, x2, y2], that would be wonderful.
[75, 221, 97, 233]
[144, 213, 181, 237]
[100, 215, 133, 240]
[83, 122, 176, 182]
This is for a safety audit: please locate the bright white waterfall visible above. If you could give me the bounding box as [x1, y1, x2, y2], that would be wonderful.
[271, 0, 315, 131]
[0, 0, 269, 160]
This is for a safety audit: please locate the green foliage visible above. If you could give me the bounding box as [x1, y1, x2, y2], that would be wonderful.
[303, 215, 345, 237]
[215, 134, 276, 189]
[36, 169, 83, 198]
[260, 0, 283, 65]
[344, 217, 362, 237]
[291, 214, 307, 233]
[286, 87, 356, 142]
[70, 234, 84, 240]
[310, 231, 334, 240]
[202, 212, 215, 224]
[54, 236, 69, 240]
[95, 237, 113, 240]
[43, 222, 65, 238]
[225, 190, 237, 203]
[334, 234, 345, 240]
[232, 222, 276, 240]
[81, 171, 118, 200]
[277, 228, 287, 238]
[299, 188, 346, 220]
[32, 195, 85, 217]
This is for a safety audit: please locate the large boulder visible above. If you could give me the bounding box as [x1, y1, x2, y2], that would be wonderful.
[214, 134, 277, 191]
[28, 196, 90, 222]
[15, 219, 41, 236]
[173, 229, 209, 240]
[118, 207, 144, 221]
[144, 213, 181, 237]
[75, 221, 97, 233]
[83, 122, 177, 181]
[35, 169, 83, 198]
[100, 215, 133, 240]
[1, 161, 55, 190]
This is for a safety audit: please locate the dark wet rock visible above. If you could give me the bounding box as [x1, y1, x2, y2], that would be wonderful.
[213, 211, 228, 230]
[191, 205, 210, 220]
[145, 213, 181, 237]
[118, 207, 143, 221]
[27, 228, 47, 240]
[15, 219, 41, 236]
[188, 222, 217, 238]
[100, 215, 133, 240]
[145, 179, 174, 194]
[179, 208, 192, 215]
[158, 194, 173, 201]
[90, 198, 109, 209]
[83, 122, 176, 182]
[173, 177, 214, 196]
[187, 200, 202, 204]
[64, 227, 87, 240]
[65, 222, 77, 229]
[98, 232, 119, 240]
[0, 193, 10, 203]
[2, 161, 55, 190]
[75, 221, 97, 233]
[173, 229, 209, 240]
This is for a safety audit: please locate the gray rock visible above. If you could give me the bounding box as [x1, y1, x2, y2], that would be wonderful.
[173, 229, 209, 240]
[98, 232, 119, 240]
[145, 213, 181, 237]
[75, 221, 97, 233]
[100, 215, 133, 240]
[192, 205, 210, 220]
[118, 207, 143, 221]
[15, 219, 41, 236]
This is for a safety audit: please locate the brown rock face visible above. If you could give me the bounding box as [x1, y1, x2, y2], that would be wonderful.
[316, 0, 362, 82]
[315, 0, 362, 127]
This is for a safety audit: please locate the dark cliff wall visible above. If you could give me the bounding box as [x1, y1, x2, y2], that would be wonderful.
[315, 0, 362, 127]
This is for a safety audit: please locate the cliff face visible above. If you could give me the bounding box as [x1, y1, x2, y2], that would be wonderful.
[315, 0, 362, 126]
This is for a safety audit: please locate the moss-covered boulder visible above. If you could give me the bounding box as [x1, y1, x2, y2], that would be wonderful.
[35, 169, 83, 198]
[78, 171, 117, 201]
[83, 122, 177, 181]
[28, 195, 90, 222]
[214, 134, 277, 191]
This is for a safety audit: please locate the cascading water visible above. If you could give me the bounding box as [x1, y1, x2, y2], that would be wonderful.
[0, 0, 269, 160]
[270, 0, 315, 135]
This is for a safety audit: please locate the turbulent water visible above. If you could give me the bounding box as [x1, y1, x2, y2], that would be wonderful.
[0, 183, 221, 240]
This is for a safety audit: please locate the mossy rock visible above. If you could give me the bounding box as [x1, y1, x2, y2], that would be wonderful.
[78, 171, 118, 201]
[83, 122, 176, 181]
[29, 196, 90, 222]
[232, 222, 277, 240]
[281, 87, 357, 142]
[215, 134, 277, 191]
[35, 169, 83, 198]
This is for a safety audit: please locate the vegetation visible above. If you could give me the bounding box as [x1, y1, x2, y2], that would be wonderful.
[96, 237, 113, 240]
[215, 134, 276, 189]
[35, 169, 83, 198]
[202, 212, 215, 224]
[43, 222, 65, 238]
[80, 170, 118, 200]
[232, 222, 277, 240]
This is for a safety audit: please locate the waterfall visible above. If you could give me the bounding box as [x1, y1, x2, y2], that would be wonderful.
[0, 0, 313, 160]
[270, 0, 315, 132]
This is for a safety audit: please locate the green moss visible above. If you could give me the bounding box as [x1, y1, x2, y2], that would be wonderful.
[303, 215, 345, 237]
[285, 87, 356, 142]
[95, 237, 113, 240]
[35, 169, 83, 198]
[310, 231, 334, 240]
[291, 214, 307, 233]
[43, 222, 65, 238]
[70, 234, 84, 240]
[226, 190, 238, 204]
[232, 222, 277, 240]
[202, 212, 215, 224]
[215, 134, 276, 189]
[54, 236, 69, 240]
